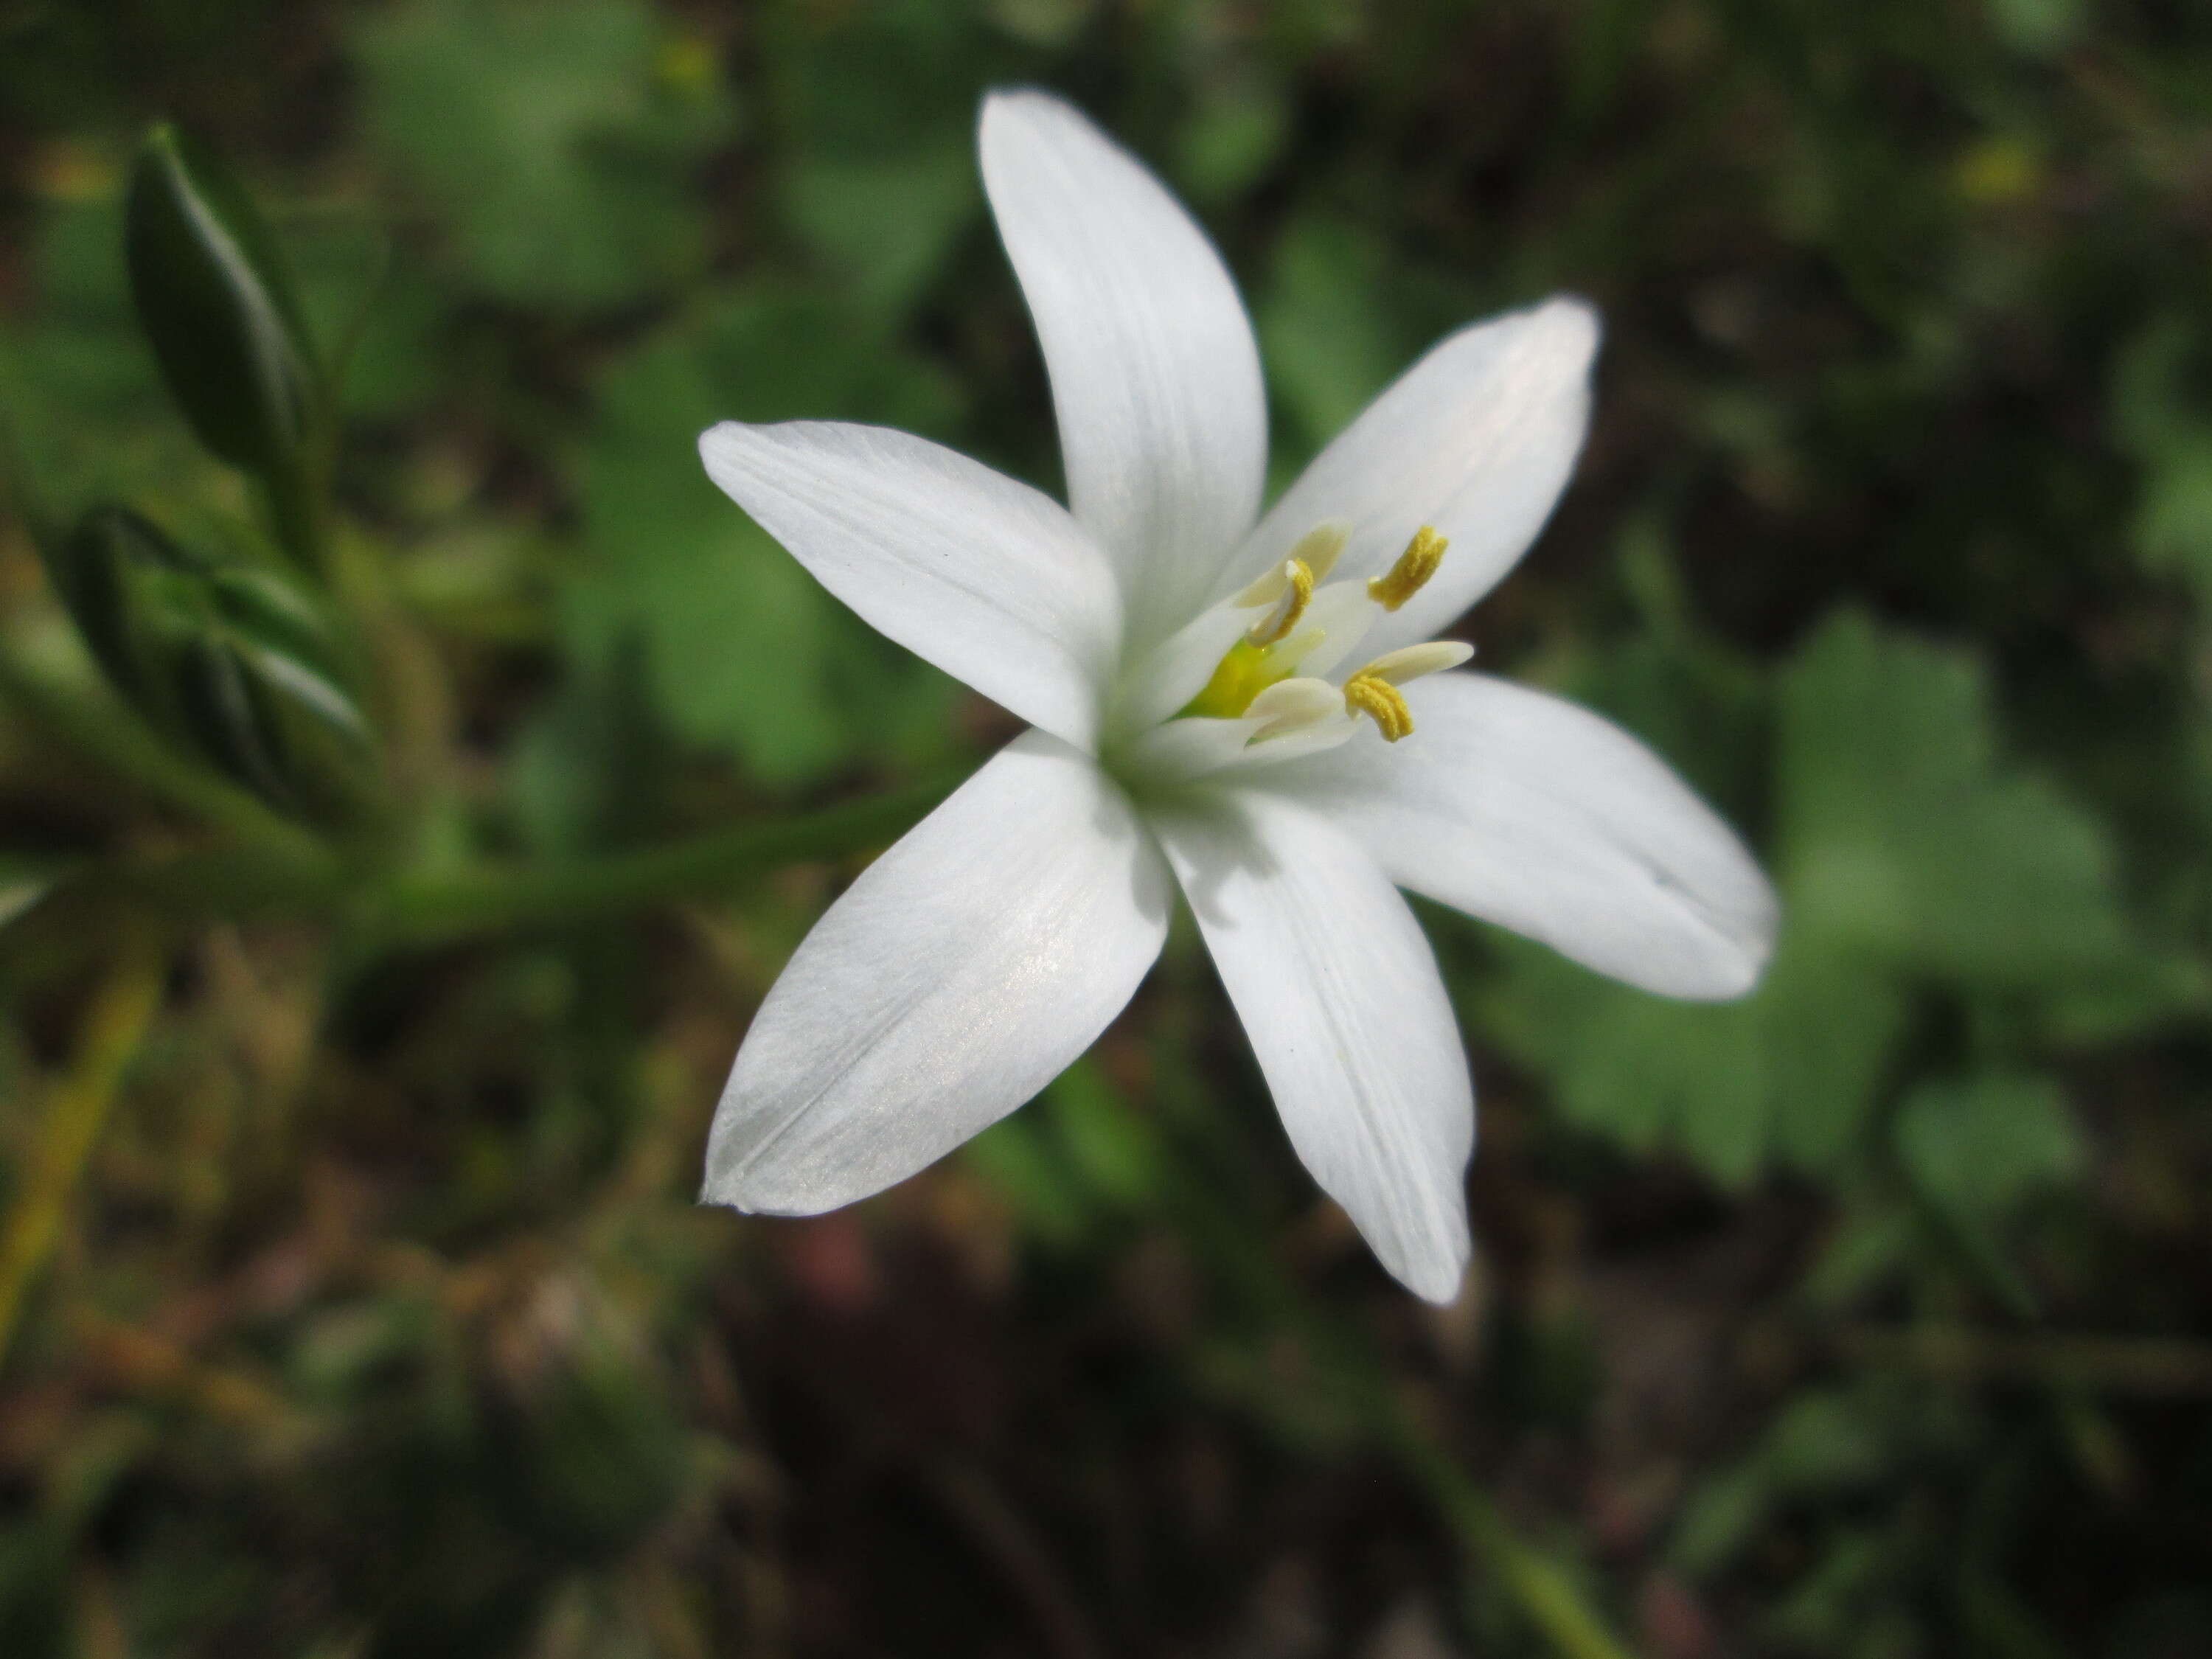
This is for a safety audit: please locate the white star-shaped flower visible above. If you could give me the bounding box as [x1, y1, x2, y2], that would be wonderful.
[696, 89, 1778, 1301]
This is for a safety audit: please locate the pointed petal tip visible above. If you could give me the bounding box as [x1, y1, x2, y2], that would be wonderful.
[697, 1178, 745, 1214]
[696, 418, 745, 471]
[978, 86, 1089, 148]
[1543, 290, 1603, 340]
[1405, 1259, 1470, 1306]
[978, 78, 1269, 643]
[1511, 292, 1601, 365]
[699, 1164, 836, 1219]
[1646, 863, 1782, 1004]
[1691, 877, 1784, 1003]
[1383, 1223, 1472, 1304]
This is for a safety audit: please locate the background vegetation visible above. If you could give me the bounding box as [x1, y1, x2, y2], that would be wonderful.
[2, 1, 2210, 1654]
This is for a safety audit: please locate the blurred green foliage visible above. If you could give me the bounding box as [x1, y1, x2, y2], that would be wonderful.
[3, 0, 2212, 1655]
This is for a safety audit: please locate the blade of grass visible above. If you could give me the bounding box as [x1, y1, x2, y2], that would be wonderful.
[0, 933, 167, 1366]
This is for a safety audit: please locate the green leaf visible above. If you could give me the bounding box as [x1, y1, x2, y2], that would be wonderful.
[763, 0, 990, 320]
[1482, 611, 2135, 1187]
[781, 147, 975, 319]
[566, 286, 963, 788]
[2110, 319, 2212, 599]
[353, 0, 734, 309]
[1896, 1072, 2082, 1312]
[125, 125, 323, 484]
[1173, 80, 1292, 204]
[1893, 1072, 2082, 1224]
[964, 1116, 1095, 1249]
[1481, 928, 1908, 1186]
[1776, 611, 2131, 987]
[1042, 1060, 1165, 1208]
[1671, 1391, 1893, 1575]
[1256, 213, 1409, 456]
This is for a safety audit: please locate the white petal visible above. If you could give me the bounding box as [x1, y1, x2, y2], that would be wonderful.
[1104, 590, 1261, 741]
[1151, 790, 1473, 1301]
[700, 420, 1121, 751]
[1116, 714, 1267, 787]
[1266, 672, 1778, 999]
[1227, 298, 1599, 655]
[981, 89, 1267, 647]
[703, 731, 1171, 1213]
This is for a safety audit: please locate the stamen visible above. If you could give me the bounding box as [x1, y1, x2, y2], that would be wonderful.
[1287, 518, 1349, 584]
[1243, 676, 1340, 742]
[1343, 672, 1414, 741]
[1367, 526, 1448, 612]
[1232, 520, 1349, 606]
[1243, 558, 1314, 646]
[1357, 640, 1473, 685]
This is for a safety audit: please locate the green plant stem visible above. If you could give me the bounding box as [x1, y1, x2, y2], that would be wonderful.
[94, 772, 962, 945]
[263, 458, 333, 585]
[0, 636, 325, 861]
[374, 773, 960, 943]
[1378, 1408, 1638, 1659]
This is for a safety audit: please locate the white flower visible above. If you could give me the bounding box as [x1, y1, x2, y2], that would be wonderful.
[695, 89, 1778, 1301]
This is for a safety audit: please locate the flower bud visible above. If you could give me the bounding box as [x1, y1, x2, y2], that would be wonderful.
[54, 507, 375, 819]
[125, 125, 327, 562]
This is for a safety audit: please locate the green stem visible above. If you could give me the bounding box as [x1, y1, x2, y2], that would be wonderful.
[262, 457, 332, 586]
[98, 773, 961, 944]
[0, 636, 327, 862]
[1379, 1408, 1638, 1659]
[373, 773, 960, 943]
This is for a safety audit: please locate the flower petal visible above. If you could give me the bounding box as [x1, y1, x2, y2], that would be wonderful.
[1267, 672, 1778, 999]
[703, 731, 1172, 1214]
[1152, 790, 1473, 1301]
[1227, 297, 1599, 654]
[700, 420, 1121, 751]
[981, 88, 1267, 647]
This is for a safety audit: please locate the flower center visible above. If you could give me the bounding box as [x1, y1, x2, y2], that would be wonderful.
[1100, 521, 1473, 795]
[1177, 524, 1463, 741]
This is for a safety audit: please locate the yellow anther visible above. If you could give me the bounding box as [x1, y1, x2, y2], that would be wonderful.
[1343, 672, 1414, 741]
[1244, 558, 1314, 646]
[1367, 526, 1447, 612]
